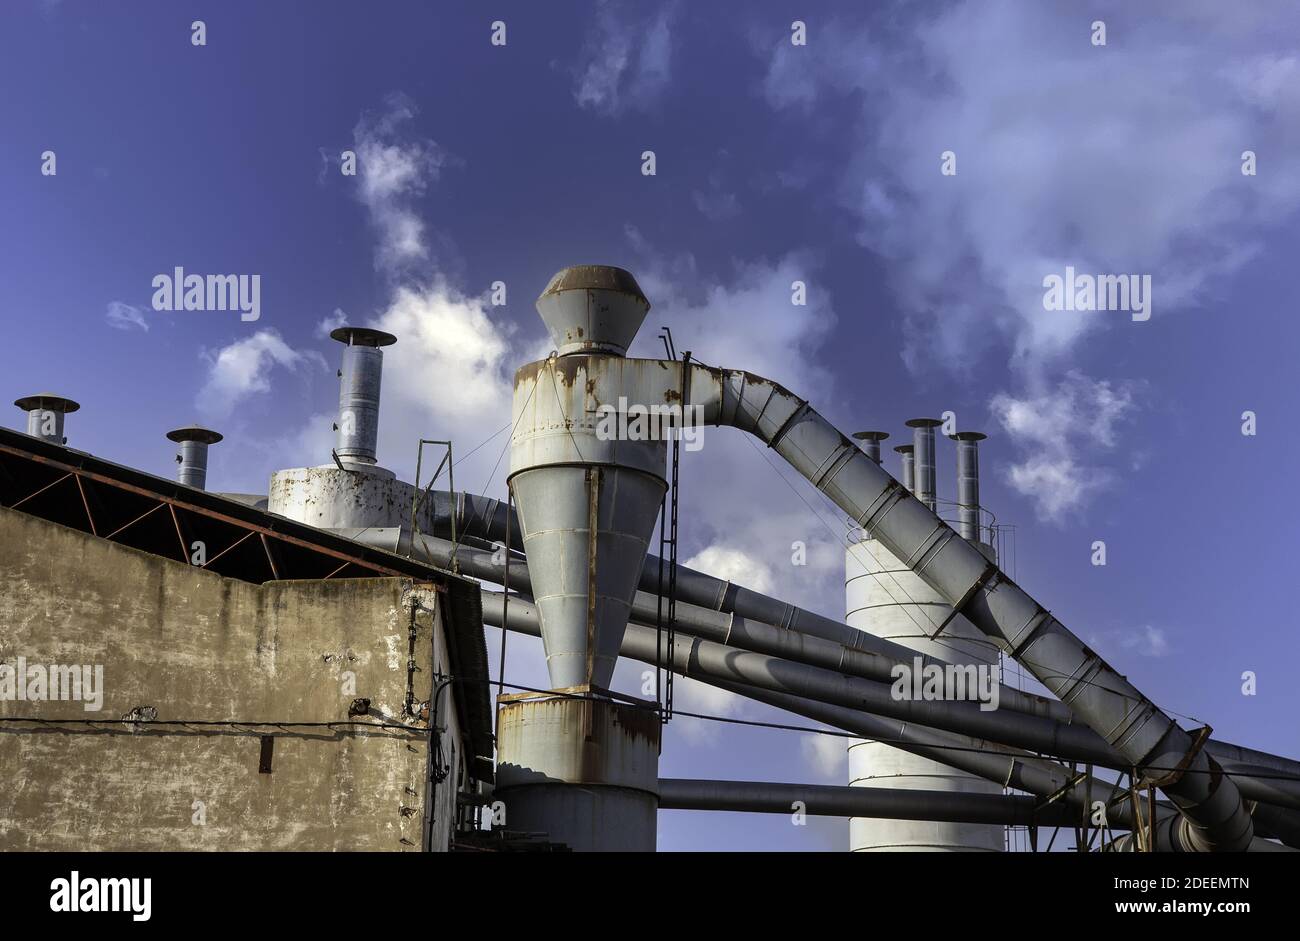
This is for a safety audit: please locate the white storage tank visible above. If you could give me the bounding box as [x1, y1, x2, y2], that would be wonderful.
[844, 426, 1004, 852]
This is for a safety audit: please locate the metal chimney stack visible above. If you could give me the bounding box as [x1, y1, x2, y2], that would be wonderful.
[330, 326, 397, 468]
[14, 394, 79, 445]
[906, 418, 942, 511]
[167, 425, 223, 490]
[852, 431, 889, 465]
[893, 444, 915, 493]
[950, 431, 987, 543]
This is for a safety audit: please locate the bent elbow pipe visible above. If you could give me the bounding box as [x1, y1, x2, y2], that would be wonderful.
[692, 364, 1253, 852]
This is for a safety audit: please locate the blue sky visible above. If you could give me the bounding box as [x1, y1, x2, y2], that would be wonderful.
[3, 1, 1299, 851]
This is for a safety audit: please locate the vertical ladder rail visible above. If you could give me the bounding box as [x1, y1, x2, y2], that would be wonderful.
[655, 330, 685, 722]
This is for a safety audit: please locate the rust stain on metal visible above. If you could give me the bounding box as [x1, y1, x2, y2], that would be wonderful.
[612, 701, 662, 748]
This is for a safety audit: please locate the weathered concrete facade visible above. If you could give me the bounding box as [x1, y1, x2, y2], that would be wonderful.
[0, 505, 478, 851]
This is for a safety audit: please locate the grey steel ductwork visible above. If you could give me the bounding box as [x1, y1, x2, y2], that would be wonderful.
[499, 301, 1254, 849]
[658, 778, 1080, 827]
[344, 524, 1300, 810]
[166, 425, 223, 490]
[478, 589, 1295, 850]
[15, 393, 79, 445]
[482, 592, 1294, 850]
[893, 444, 914, 493]
[330, 326, 396, 467]
[852, 430, 889, 465]
[950, 431, 986, 542]
[906, 418, 942, 511]
[338, 526, 1072, 725]
[410, 264, 1262, 850]
[690, 367, 1254, 850]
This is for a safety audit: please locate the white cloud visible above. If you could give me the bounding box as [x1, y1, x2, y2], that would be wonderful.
[759, 2, 1300, 378]
[573, 1, 677, 116]
[801, 727, 848, 779]
[367, 280, 515, 483]
[352, 93, 449, 277]
[623, 233, 847, 621]
[1120, 625, 1171, 659]
[684, 546, 775, 595]
[990, 371, 1137, 521]
[197, 330, 321, 419]
[692, 186, 739, 222]
[316, 308, 347, 338]
[673, 677, 748, 746]
[757, 2, 1300, 518]
[105, 301, 148, 332]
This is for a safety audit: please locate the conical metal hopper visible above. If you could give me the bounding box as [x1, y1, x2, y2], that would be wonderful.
[510, 265, 663, 690]
[512, 464, 665, 689]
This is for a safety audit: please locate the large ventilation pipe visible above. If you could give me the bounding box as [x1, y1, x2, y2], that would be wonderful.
[166, 425, 223, 490]
[343, 526, 1073, 725]
[400, 495, 1300, 790]
[15, 393, 79, 445]
[330, 326, 396, 468]
[691, 370, 1253, 850]
[504, 270, 1253, 851]
[951, 431, 986, 542]
[893, 444, 914, 492]
[658, 779, 1080, 828]
[906, 418, 941, 511]
[480, 591, 1297, 849]
[852, 431, 888, 465]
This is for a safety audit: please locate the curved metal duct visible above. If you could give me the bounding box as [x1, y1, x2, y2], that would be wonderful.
[495, 322, 1253, 849]
[689, 366, 1253, 850]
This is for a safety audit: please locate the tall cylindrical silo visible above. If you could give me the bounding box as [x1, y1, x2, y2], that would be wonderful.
[844, 427, 1004, 852]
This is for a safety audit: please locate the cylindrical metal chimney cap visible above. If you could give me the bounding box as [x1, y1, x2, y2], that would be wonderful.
[330, 326, 397, 348]
[14, 393, 80, 414]
[892, 444, 914, 453]
[535, 265, 651, 356]
[539, 265, 648, 304]
[948, 431, 987, 442]
[166, 424, 224, 445]
[853, 431, 888, 465]
[904, 417, 943, 428]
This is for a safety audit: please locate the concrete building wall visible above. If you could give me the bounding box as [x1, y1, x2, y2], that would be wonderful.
[0, 506, 469, 851]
